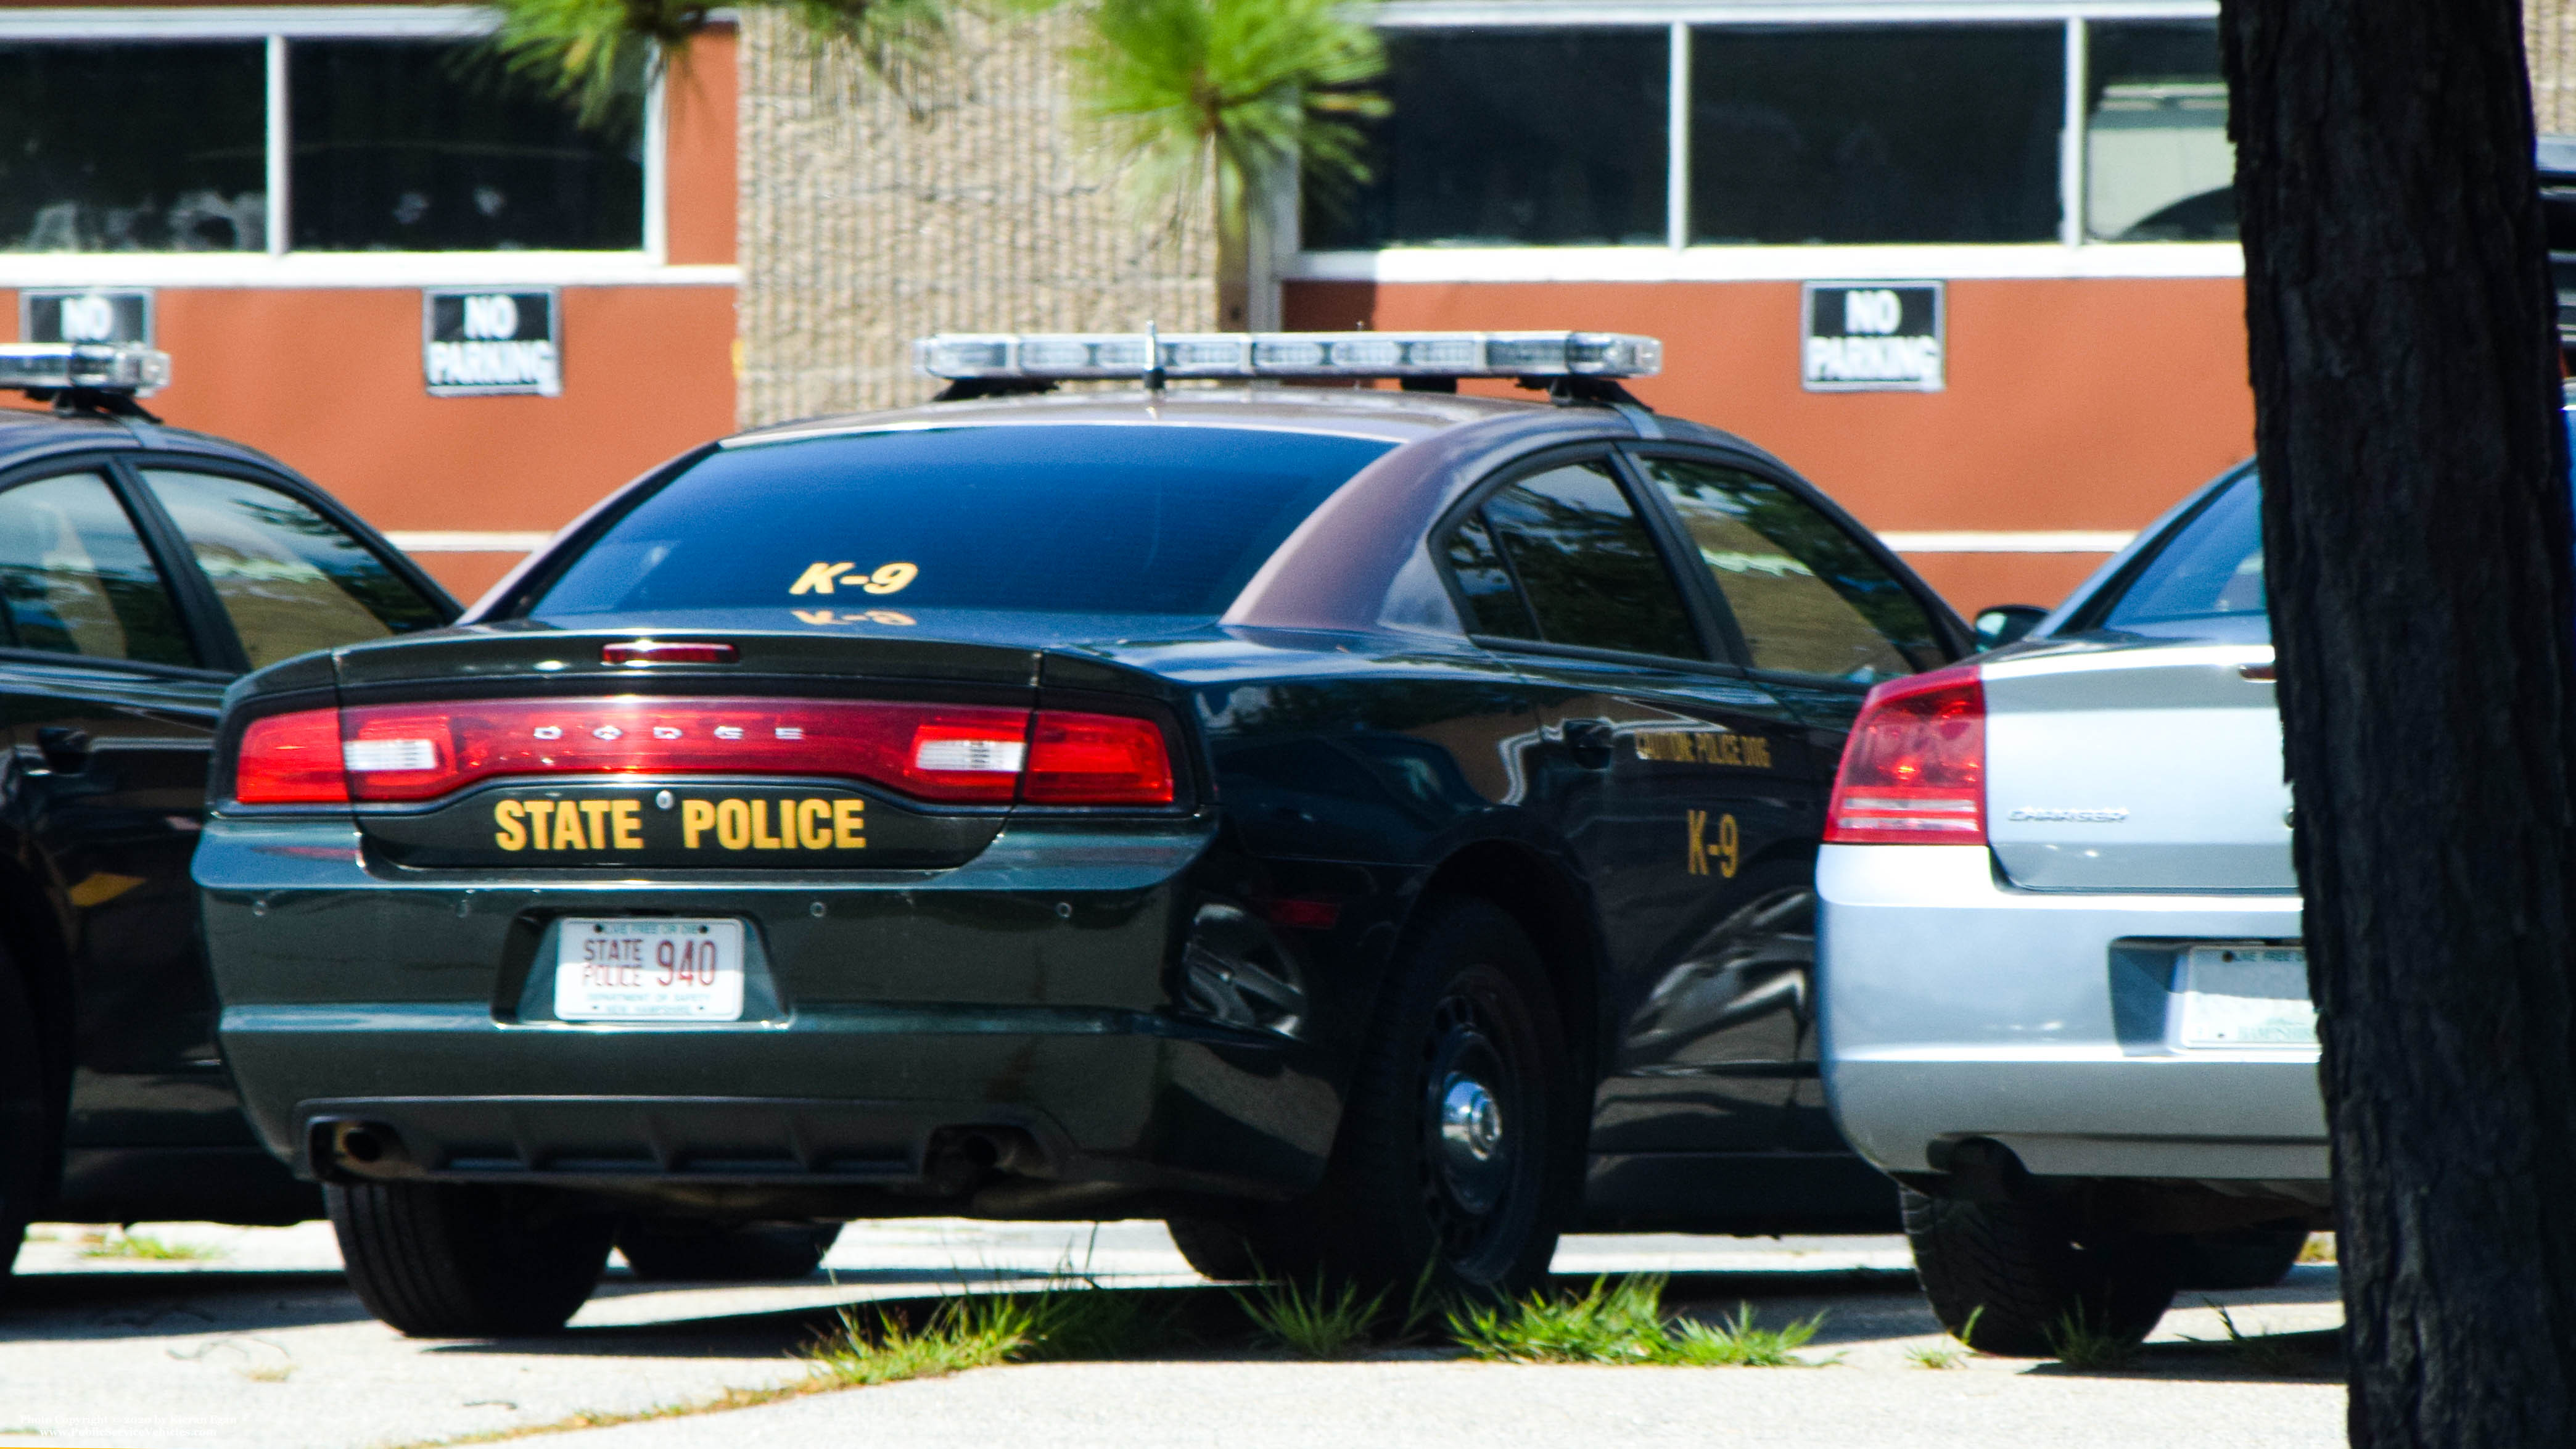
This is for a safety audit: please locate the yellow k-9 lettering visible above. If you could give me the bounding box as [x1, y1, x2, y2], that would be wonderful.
[493, 797, 866, 852]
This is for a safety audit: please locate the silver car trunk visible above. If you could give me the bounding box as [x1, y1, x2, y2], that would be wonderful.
[1981, 641, 2293, 891]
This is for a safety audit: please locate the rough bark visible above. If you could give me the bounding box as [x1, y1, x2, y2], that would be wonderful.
[2223, 0, 2576, 1442]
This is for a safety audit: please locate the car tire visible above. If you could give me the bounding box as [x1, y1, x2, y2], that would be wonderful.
[0, 948, 46, 1287]
[1901, 1187, 2178, 1356]
[1296, 897, 1573, 1298]
[329, 1181, 614, 1337]
[1163, 1214, 1268, 1281]
[615, 1219, 842, 1281]
[2169, 1223, 2310, 1291]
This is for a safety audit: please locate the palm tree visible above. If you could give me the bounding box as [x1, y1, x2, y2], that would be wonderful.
[1068, 0, 1385, 331]
[488, 0, 1385, 332]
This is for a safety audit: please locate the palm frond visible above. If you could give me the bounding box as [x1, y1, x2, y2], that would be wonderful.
[1071, 0, 1387, 223]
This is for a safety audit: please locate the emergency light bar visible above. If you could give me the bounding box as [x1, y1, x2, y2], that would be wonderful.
[0, 342, 170, 397]
[914, 331, 1661, 382]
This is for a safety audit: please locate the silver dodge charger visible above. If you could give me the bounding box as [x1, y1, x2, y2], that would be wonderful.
[1816, 463, 2324, 1355]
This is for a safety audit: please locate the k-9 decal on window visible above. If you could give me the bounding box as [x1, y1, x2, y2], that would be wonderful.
[789, 561, 918, 596]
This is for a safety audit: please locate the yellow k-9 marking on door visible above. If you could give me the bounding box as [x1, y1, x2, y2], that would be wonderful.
[494, 797, 865, 852]
[1687, 809, 1740, 878]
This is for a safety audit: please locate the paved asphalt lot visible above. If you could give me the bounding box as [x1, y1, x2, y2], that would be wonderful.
[0, 1220, 2345, 1449]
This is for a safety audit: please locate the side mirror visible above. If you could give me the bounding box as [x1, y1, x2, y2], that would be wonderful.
[1973, 604, 2049, 651]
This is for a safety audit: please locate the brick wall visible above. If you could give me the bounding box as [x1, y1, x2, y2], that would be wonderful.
[735, 7, 1214, 427]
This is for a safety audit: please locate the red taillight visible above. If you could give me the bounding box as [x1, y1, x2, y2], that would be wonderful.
[231, 696, 1178, 808]
[236, 708, 351, 804]
[1023, 711, 1175, 804]
[1824, 663, 1986, 844]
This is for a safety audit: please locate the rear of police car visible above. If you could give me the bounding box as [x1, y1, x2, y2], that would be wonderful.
[192, 329, 1647, 1335]
[1816, 466, 2324, 1354]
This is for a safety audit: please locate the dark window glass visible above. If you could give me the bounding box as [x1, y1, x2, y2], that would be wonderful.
[533, 426, 1394, 621]
[1689, 25, 2062, 244]
[142, 471, 445, 669]
[1639, 456, 1940, 683]
[0, 43, 266, 252]
[0, 473, 194, 666]
[1478, 460, 1700, 659]
[2099, 473, 2267, 642]
[1443, 513, 1539, 639]
[2086, 22, 2233, 242]
[290, 41, 643, 252]
[1307, 30, 1667, 248]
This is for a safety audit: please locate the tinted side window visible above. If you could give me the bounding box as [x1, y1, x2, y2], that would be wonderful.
[1442, 512, 1539, 640]
[0, 473, 194, 666]
[142, 469, 445, 669]
[1478, 460, 1702, 660]
[1638, 456, 1941, 683]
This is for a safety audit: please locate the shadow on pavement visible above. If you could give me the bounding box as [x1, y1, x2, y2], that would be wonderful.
[0, 1271, 374, 1337]
[2024, 1327, 2344, 1384]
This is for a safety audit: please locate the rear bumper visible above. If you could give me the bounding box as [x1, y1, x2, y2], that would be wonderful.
[1817, 843, 2322, 1184]
[200, 814, 1346, 1210]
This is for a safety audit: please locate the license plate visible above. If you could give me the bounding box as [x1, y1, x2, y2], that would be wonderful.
[554, 919, 745, 1022]
[2176, 945, 2315, 1047]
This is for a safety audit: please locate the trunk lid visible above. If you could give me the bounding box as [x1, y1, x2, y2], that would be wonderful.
[1981, 640, 2292, 892]
[313, 625, 1159, 872]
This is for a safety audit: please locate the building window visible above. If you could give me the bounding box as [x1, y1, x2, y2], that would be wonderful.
[0, 43, 268, 253]
[1689, 26, 2063, 246]
[0, 31, 644, 256]
[290, 41, 642, 252]
[1306, 29, 1668, 249]
[2085, 21, 2233, 242]
[1306, 8, 2237, 261]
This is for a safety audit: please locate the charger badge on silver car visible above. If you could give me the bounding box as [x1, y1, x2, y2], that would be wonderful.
[2004, 807, 2131, 823]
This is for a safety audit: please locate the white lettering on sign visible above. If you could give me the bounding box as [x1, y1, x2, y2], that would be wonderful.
[1841, 289, 1903, 336]
[59, 295, 117, 342]
[426, 339, 560, 391]
[461, 293, 520, 340]
[1804, 335, 1944, 385]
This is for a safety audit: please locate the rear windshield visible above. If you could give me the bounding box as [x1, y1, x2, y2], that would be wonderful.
[2094, 470, 2268, 643]
[530, 425, 1395, 622]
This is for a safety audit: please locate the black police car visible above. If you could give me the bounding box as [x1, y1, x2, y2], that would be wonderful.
[197, 331, 1973, 1335]
[0, 343, 456, 1273]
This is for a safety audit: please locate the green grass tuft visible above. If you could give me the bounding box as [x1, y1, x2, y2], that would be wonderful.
[78, 1230, 225, 1261]
[1447, 1275, 1826, 1368]
[2042, 1307, 2139, 1370]
[1905, 1305, 1983, 1369]
[1662, 1302, 1827, 1367]
[800, 1294, 1036, 1388]
[1235, 1271, 1385, 1359]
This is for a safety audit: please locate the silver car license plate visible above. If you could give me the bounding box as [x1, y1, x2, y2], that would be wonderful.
[555, 918, 746, 1022]
[2177, 945, 2315, 1047]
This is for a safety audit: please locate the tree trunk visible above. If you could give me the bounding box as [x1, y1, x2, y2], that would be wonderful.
[2222, 0, 2576, 1442]
[1216, 181, 1250, 331]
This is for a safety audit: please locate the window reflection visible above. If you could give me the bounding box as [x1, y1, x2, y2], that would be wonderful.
[2086, 22, 2235, 242]
[0, 43, 266, 253]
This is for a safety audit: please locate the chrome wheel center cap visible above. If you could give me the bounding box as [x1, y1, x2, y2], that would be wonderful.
[1439, 1075, 1504, 1165]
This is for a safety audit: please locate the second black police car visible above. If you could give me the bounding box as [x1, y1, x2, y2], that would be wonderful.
[196, 331, 1972, 1335]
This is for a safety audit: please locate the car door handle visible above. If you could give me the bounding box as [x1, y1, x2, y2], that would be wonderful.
[1561, 719, 1616, 769]
[35, 727, 92, 774]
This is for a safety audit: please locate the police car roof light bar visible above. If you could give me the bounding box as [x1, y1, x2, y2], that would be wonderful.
[0, 342, 172, 419]
[914, 330, 1662, 384]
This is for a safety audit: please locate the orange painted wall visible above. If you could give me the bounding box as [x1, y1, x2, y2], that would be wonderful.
[1285, 278, 2256, 615]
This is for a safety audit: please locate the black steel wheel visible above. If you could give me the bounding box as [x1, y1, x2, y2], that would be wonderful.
[615, 1219, 842, 1281]
[1307, 897, 1572, 1297]
[0, 948, 44, 1289]
[330, 1181, 614, 1337]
